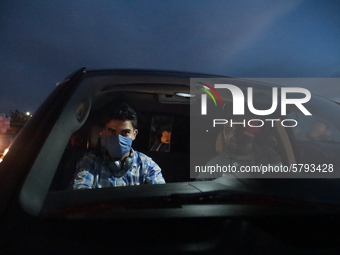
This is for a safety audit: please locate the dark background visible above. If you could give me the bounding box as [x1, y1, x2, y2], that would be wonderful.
[1, 0, 339, 114]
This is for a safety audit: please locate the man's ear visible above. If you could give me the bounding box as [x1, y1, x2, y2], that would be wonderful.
[132, 129, 138, 140]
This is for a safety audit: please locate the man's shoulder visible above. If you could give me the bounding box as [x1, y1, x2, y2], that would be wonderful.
[132, 150, 152, 161]
[131, 150, 160, 168]
[79, 150, 102, 163]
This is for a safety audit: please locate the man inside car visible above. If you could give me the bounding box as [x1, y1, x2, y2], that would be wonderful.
[196, 118, 282, 180]
[72, 103, 165, 189]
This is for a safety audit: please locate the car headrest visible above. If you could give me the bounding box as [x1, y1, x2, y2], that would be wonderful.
[90, 125, 102, 149]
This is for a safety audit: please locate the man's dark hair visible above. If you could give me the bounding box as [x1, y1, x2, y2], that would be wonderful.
[101, 103, 138, 129]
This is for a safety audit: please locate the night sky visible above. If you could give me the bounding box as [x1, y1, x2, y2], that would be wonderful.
[1, 0, 340, 114]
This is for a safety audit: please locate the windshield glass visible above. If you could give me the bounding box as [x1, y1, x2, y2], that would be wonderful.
[16, 74, 340, 217]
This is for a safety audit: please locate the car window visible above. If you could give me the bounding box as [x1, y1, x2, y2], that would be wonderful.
[16, 73, 340, 217]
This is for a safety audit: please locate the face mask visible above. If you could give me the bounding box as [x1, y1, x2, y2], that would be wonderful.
[102, 135, 132, 158]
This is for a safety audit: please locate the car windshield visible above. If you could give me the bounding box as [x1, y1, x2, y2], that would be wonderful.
[10, 71, 340, 217]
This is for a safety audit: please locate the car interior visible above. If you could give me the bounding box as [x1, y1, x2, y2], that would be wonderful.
[50, 78, 309, 191]
[50, 82, 192, 191]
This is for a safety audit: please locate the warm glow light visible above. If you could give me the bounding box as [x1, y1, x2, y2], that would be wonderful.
[0, 147, 9, 163]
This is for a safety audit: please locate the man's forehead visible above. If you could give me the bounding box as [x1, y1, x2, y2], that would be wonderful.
[105, 119, 133, 129]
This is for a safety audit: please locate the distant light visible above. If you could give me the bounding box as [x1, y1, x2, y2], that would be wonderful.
[0, 148, 9, 163]
[175, 93, 195, 98]
[26, 112, 30, 116]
